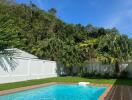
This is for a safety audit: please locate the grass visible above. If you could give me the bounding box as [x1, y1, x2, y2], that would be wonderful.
[0, 77, 132, 91]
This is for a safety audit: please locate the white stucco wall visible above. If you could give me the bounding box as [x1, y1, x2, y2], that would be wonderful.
[72, 62, 132, 77]
[0, 49, 57, 84]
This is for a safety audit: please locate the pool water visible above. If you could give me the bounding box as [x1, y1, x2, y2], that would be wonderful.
[0, 84, 106, 100]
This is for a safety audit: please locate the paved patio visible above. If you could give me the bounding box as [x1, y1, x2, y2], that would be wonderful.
[105, 85, 132, 100]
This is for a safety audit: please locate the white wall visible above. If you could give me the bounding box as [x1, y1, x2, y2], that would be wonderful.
[0, 58, 57, 84]
[71, 62, 132, 77]
[84, 62, 132, 77]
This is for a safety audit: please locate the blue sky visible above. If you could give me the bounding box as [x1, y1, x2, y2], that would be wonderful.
[16, 0, 132, 38]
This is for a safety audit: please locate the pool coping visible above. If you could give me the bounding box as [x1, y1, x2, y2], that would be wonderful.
[99, 84, 113, 100]
[0, 82, 57, 96]
[0, 82, 111, 99]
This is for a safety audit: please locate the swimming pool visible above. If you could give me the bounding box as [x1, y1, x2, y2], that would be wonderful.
[0, 84, 106, 100]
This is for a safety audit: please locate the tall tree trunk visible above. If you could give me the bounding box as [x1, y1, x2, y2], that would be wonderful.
[115, 60, 120, 76]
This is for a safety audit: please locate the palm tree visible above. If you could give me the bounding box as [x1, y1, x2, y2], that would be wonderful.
[78, 38, 98, 74]
[97, 31, 131, 75]
[0, 49, 16, 71]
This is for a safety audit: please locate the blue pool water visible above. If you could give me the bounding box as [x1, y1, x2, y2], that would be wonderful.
[0, 84, 106, 100]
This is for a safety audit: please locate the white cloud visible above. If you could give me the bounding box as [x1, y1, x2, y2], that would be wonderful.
[104, 9, 132, 28]
[102, 0, 132, 30]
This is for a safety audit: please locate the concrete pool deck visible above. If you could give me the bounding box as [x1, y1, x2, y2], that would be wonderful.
[0, 82, 131, 100]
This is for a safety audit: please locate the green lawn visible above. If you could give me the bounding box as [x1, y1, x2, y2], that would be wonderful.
[0, 77, 132, 91]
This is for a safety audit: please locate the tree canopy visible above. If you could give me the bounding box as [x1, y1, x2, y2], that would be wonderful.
[0, 2, 131, 70]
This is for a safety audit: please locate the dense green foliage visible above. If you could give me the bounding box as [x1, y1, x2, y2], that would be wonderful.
[0, 2, 131, 74]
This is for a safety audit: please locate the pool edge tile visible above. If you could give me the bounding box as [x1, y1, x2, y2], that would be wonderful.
[0, 82, 57, 96]
[98, 85, 113, 100]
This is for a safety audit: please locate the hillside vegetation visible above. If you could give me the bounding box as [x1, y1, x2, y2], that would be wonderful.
[0, 2, 132, 76]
